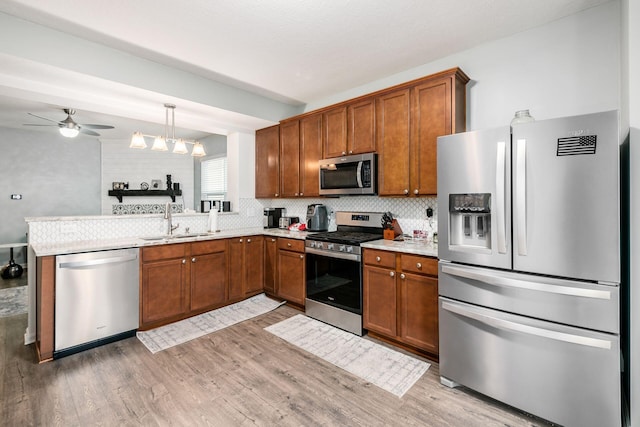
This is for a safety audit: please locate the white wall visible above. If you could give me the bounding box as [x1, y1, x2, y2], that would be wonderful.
[305, 2, 621, 130]
[101, 140, 194, 214]
[0, 127, 101, 265]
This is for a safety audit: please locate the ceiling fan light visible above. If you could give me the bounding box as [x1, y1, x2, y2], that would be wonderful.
[191, 142, 206, 157]
[151, 136, 168, 151]
[129, 132, 147, 149]
[173, 139, 188, 154]
[59, 126, 79, 138]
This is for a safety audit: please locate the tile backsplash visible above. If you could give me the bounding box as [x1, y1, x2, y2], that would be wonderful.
[27, 196, 436, 245]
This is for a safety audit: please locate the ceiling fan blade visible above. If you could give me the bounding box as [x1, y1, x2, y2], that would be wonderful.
[27, 112, 62, 124]
[81, 124, 114, 130]
[23, 124, 57, 127]
[79, 128, 100, 136]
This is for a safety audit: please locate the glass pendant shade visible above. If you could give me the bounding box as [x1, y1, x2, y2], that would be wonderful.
[191, 142, 206, 157]
[151, 136, 168, 151]
[173, 139, 188, 154]
[59, 126, 80, 138]
[129, 132, 147, 149]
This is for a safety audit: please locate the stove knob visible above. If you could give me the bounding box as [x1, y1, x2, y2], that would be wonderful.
[339, 245, 346, 252]
[327, 243, 335, 250]
[346, 246, 354, 253]
[317, 242, 324, 249]
[309, 241, 316, 248]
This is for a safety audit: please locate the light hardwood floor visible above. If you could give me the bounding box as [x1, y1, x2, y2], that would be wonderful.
[1, 300, 552, 426]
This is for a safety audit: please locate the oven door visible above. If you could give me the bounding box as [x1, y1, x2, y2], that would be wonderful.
[305, 250, 362, 314]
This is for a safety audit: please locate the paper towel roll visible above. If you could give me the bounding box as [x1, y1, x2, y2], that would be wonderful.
[208, 208, 218, 232]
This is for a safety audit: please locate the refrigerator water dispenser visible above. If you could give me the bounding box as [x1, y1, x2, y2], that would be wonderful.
[449, 193, 491, 250]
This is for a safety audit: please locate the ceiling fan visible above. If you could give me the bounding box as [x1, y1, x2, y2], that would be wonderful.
[24, 108, 114, 137]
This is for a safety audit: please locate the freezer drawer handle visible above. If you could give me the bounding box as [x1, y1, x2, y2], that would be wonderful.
[58, 253, 138, 269]
[496, 141, 507, 254]
[441, 264, 611, 300]
[441, 301, 612, 350]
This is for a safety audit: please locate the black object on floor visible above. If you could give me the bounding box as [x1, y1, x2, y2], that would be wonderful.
[1, 248, 23, 279]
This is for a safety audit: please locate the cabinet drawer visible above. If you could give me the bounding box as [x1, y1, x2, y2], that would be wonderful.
[363, 249, 396, 269]
[142, 243, 187, 262]
[278, 238, 304, 252]
[191, 239, 226, 256]
[401, 255, 437, 276]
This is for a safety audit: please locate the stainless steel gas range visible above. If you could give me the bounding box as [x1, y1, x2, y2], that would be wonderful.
[305, 211, 384, 335]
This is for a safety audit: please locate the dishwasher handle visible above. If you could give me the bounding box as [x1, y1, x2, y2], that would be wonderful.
[58, 253, 138, 269]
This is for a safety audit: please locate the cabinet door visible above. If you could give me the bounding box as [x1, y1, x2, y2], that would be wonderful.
[277, 249, 305, 305]
[376, 89, 411, 196]
[348, 97, 376, 154]
[411, 77, 452, 196]
[190, 250, 227, 312]
[400, 272, 439, 354]
[244, 236, 265, 296]
[279, 120, 301, 197]
[299, 113, 323, 197]
[141, 258, 187, 325]
[264, 237, 278, 294]
[363, 265, 397, 336]
[255, 125, 280, 198]
[323, 106, 348, 158]
[228, 238, 245, 301]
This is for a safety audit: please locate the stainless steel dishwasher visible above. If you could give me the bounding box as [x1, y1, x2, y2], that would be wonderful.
[55, 248, 139, 357]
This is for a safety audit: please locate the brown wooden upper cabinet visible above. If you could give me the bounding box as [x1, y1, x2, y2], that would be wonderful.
[279, 113, 322, 198]
[377, 68, 469, 196]
[323, 97, 376, 158]
[255, 125, 280, 198]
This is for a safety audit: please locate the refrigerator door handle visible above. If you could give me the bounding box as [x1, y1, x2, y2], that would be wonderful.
[441, 264, 612, 300]
[496, 141, 507, 254]
[516, 138, 527, 255]
[441, 300, 612, 350]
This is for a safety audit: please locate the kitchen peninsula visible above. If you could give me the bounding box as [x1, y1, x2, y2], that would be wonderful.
[27, 213, 437, 363]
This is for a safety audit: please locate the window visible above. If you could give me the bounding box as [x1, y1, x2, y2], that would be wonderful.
[201, 156, 227, 202]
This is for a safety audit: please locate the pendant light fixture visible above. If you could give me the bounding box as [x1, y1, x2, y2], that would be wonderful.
[130, 104, 206, 157]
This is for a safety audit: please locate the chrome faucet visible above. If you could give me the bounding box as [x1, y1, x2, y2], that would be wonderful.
[164, 202, 179, 235]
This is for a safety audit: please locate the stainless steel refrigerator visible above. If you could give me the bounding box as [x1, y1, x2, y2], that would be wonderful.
[437, 110, 621, 427]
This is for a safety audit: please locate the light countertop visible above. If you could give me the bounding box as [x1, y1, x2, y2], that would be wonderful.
[361, 239, 438, 257]
[31, 227, 312, 257]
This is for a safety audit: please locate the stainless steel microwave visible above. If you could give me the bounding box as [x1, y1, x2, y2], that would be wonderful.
[319, 153, 377, 196]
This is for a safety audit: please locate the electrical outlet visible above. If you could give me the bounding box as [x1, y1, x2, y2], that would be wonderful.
[10, 194, 22, 200]
[426, 208, 433, 218]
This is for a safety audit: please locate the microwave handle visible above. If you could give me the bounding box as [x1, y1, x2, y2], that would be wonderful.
[356, 161, 363, 188]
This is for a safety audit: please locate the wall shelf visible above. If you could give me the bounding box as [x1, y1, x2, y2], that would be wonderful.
[108, 189, 182, 203]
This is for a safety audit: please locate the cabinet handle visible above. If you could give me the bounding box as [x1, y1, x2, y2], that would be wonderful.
[416, 262, 422, 269]
[300, 192, 303, 196]
[300, 255, 304, 259]
[376, 256, 381, 262]
[295, 192, 299, 196]
[287, 243, 292, 247]
[349, 150, 353, 154]
[342, 151, 346, 155]
[182, 259, 186, 264]
[239, 238, 243, 243]
[275, 193, 279, 197]
[192, 257, 196, 263]
[390, 271, 395, 277]
[271, 238, 276, 242]
[404, 189, 409, 195]
[400, 273, 406, 279]
[414, 189, 419, 195]
[247, 238, 252, 243]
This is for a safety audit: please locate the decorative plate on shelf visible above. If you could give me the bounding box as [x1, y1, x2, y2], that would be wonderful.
[140, 182, 149, 190]
[151, 179, 162, 189]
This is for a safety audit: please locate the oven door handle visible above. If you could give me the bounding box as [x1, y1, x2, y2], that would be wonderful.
[305, 247, 361, 262]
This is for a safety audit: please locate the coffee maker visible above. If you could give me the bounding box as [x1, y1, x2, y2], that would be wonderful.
[264, 207, 285, 228]
[306, 204, 329, 231]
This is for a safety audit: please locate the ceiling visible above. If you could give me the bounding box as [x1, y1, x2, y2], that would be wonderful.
[0, 0, 610, 140]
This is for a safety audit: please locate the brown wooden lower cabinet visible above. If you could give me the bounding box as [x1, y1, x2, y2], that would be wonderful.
[275, 238, 306, 306]
[263, 237, 278, 294]
[363, 248, 439, 357]
[190, 240, 227, 311]
[228, 235, 265, 301]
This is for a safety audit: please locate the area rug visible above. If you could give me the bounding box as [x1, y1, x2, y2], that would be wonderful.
[0, 286, 28, 318]
[264, 314, 430, 398]
[137, 293, 286, 354]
